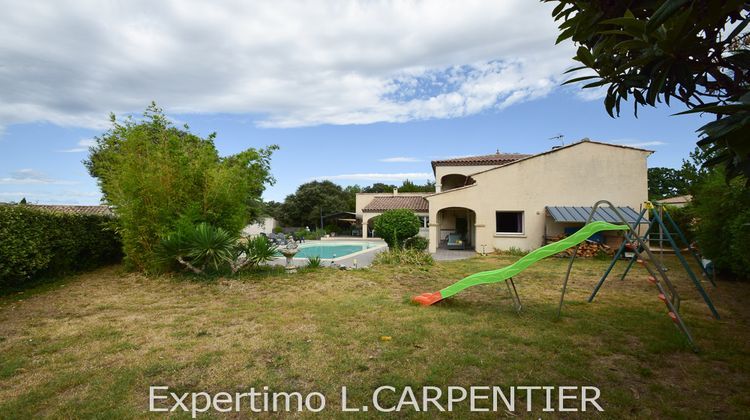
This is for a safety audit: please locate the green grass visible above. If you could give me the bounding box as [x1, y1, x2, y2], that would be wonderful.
[0, 255, 748, 418]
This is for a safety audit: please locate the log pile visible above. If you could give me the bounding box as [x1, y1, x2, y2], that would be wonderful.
[549, 235, 614, 258]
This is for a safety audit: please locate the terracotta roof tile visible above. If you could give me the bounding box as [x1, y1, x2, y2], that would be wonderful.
[27, 204, 114, 217]
[657, 195, 692, 204]
[431, 152, 531, 170]
[362, 196, 429, 213]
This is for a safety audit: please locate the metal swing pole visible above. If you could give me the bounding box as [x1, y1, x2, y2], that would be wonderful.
[505, 277, 522, 313]
[588, 207, 648, 302]
[558, 200, 608, 318]
[662, 206, 713, 281]
[617, 217, 659, 280]
[559, 200, 681, 316]
[650, 209, 720, 319]
[559, 201, 700, 350]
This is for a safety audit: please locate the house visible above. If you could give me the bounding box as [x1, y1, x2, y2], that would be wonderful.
[356, 191, 430, 238]
[19, 204, 115, 217]
[355, 139, 651, 253]
[242, 216, 278, 236]
[656, 194, 691, 208]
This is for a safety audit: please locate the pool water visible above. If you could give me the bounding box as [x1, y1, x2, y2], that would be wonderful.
[278, 242, 377, 259]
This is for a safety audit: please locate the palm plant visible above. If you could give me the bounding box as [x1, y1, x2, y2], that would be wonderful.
[157, 223, 236, 274]
[306, 255, 322, 268]
[186, 223, 236, 272]
[246, 235, 278, 266]
[230, 235, 278, 274]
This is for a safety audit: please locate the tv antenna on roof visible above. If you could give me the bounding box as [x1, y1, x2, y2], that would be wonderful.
[549, 134, 565, 147]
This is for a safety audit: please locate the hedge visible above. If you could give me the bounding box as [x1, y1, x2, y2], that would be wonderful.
[0, 205, 122, 287]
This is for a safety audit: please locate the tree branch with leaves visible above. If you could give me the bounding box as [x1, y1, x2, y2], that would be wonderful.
[546, 0, 750, 182]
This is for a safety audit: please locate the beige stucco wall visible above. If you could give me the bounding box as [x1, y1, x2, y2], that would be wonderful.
[426, 142, 650, 253]
[242, 217, 277, 236]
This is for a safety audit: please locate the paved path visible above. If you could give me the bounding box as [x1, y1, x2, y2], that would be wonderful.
[432, 249, 478, 261]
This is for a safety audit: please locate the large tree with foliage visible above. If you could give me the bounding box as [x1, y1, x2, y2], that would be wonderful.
[648, 167, 692, 198]
[360, 180, 435, 193]
[398, 179, 436, 193]
[656, 147, 749, 278]
[277, 181, 350, 228]
[547, 0, 750, 181]
[691, 169, 750, 278]
[85, 103, 276, 271]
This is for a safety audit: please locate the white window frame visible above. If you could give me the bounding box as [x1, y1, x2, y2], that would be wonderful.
[495, 211, 525, 236]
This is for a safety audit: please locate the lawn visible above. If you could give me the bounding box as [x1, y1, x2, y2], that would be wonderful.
[0, 254, 748, 418]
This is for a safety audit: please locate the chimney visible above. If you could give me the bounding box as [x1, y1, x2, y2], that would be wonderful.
[393, 188, 398, 195]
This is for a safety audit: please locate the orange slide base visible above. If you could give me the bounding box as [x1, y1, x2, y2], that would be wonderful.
[412, 291, 443, 306]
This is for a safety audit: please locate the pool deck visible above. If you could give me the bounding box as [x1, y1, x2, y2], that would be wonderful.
[266, 238, 478, 269]
[268, 239, 387, 268]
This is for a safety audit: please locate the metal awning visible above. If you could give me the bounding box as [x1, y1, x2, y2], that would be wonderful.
[545, 206, 646, 224]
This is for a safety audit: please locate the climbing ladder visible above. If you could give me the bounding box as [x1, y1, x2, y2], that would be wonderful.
[636, 256, 697, 351]
[589, 202, 719, 319]
[557, 200, 699, 351]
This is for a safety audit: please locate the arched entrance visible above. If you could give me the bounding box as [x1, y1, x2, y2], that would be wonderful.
[435, 207, 476, 250]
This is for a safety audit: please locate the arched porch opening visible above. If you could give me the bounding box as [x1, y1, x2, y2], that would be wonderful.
[435, 207, 476, 251]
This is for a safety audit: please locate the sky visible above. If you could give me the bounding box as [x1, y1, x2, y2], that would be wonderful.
[0, 0, 707, 205]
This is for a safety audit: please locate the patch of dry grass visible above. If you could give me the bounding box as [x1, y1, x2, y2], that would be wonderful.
[0, 255, 749, 418]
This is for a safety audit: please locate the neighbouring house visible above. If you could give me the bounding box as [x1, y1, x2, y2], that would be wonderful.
[656, 194, 691, 208]
[355, 139, 651, 253]
[356, 191, 431, 239]
[15, 204, 115, 216]
[242, 216, 278, 236]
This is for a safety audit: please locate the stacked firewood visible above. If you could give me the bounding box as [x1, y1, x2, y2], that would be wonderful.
[549, 235, 614, 258]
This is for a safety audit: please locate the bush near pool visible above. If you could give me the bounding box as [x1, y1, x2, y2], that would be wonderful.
[373, 209, 421, 248]
[0, 205, 122, 287]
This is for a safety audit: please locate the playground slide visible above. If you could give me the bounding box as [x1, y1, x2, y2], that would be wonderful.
[412, 221, 629, 306]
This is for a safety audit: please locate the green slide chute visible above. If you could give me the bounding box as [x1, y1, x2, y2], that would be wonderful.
[412, 221, 629, 306]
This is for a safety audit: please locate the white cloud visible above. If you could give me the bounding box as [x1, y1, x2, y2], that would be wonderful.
[609, 139, 667, 148]
[0, 169, 78, 185]
[58, 138, 96, 153]
[574, 85, 607, 101]
[0, 0, 575, 131]
[314, 172, 433, 182]
[379, 157, 421, 163]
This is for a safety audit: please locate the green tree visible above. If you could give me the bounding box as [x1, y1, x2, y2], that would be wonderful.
[361, 180, 435, 193]
[690, 170, 750, 278]
[373, 209, 421, 248]
[399, 179, 436, 192]
[343, 185, 362, 211]
[546, 0, 750, 181]
[260, 200, 283, 218]
[85, 103, 276, 271]
[362, 183, 398, 193]
[648, 167, 691, 199]
[278, 181, 350, 228]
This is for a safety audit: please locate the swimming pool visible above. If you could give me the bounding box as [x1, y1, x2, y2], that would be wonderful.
[278, 241, 383, 259]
